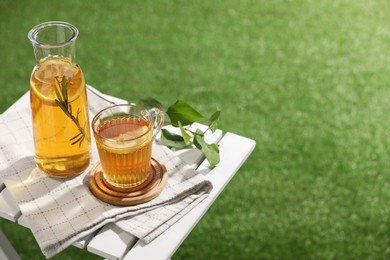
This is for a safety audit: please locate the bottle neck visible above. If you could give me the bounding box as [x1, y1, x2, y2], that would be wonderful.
[32, 44, 76, 66]
[28, 21, 78, 66]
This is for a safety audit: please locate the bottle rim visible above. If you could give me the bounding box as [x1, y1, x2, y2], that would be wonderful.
[28, 21, 78, 48]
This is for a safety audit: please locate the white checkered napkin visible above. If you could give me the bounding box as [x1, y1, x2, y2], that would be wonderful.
[0, 90, 213, 258]
[0, 108, 35, 183]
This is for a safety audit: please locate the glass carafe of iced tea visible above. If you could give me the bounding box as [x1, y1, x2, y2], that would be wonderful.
[28, 21, 91, 177]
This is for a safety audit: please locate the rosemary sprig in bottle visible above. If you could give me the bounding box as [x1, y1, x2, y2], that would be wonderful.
[54, 76, 90, 147]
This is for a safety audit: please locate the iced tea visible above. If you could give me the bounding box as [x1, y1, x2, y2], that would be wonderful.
[94, 117, 153, 188]
[30, 58, 91, 176]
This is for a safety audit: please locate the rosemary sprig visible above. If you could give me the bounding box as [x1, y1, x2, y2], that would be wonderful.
[54, 76, 90, 147]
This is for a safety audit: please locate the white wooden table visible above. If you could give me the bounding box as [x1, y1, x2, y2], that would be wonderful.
[0, 89, 256, 260]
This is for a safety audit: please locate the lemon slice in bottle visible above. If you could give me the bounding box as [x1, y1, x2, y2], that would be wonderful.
[31, 59, 84, 106]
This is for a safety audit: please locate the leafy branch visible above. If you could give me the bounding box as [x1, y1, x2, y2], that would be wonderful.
[141, 98, 221, 168]
[54, 76, 90, 147]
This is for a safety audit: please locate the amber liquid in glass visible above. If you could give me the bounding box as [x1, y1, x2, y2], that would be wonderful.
[30, 58, 91, 177]
[95, 118, 152, 188]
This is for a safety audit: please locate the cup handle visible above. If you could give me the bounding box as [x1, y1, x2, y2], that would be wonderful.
[148, 108, 164, 140]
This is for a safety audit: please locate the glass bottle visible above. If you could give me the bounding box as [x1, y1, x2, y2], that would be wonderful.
[28, 21, 91, 177]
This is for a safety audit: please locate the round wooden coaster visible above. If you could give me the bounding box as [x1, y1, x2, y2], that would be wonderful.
[88, 158, 168, 206]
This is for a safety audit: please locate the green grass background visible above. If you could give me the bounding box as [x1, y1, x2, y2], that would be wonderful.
[2, 0, 390, 259]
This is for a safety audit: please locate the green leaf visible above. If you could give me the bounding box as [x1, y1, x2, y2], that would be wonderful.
[139, 97, 165, 110]
[61, 76, 68, 103]
[178, 121, 192, 145]
[54, 78, 64, 104]
[54, 99, 67, 113]
[167, 100, 205, 126]
[68, 103, 73, 115]
[193, 133, 220, 168]
[208, 109, 221, 133]
[160, 129, 192, 149]
[69, 132, 82, 141]
[78, 136, 84, 148]
[71, 135, 83, 145]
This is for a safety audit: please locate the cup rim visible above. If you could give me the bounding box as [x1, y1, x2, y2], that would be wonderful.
[28, 21, 78, 48]
[92, 104, 153, 142]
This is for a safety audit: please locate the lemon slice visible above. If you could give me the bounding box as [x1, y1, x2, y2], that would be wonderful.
[31, 59, 84, 106]
[115, 126, 150, 141]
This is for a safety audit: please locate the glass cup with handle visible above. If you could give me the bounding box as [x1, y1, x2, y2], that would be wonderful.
[92, 104, 164, 188]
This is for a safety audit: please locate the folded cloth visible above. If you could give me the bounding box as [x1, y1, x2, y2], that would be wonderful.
[0, 88, 213, 258]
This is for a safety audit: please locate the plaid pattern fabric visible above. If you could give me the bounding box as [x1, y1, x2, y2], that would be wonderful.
[0, 88, 213, 258]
